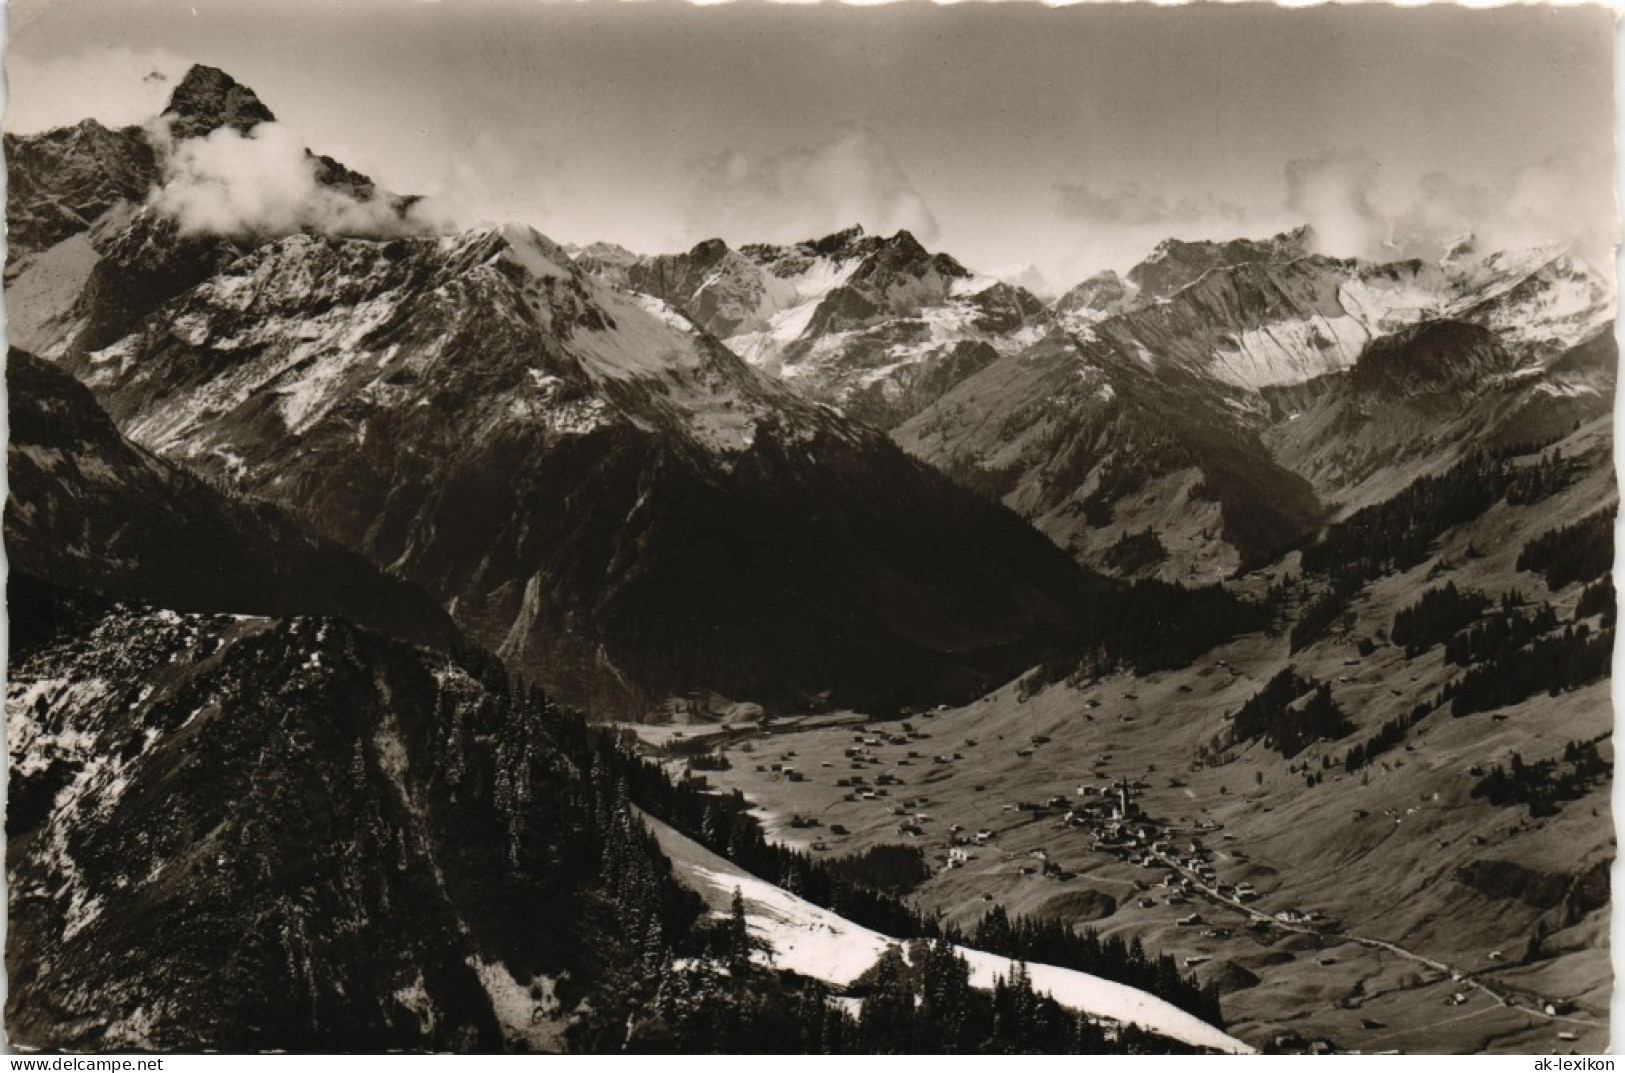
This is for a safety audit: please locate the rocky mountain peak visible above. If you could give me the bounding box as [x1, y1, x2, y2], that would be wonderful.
[161, 64, 277, 140]
[687, 236, 734, 264]
[807, 223, 868, 256]
[1055, 269, 1131, 317]
[1128, 225, 1315, 300]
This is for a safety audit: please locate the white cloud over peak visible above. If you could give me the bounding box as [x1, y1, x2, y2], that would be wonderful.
[148, 121, 438, 240]
[685, 128, 940, 247]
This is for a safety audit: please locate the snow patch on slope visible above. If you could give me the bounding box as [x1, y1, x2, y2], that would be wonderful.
[648, 814, 1253, 1054]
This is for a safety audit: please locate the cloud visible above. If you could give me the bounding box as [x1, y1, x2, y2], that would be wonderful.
[148, 121, 438, 240]
[1390, 148, 1617, 267]
[684, 128, 939, 246]
[1283, 149, 1385, 259]
[4, 47, 193, 134]
[1048, 144, 1616, 285]
[415, 128, 562, 234]
[1054, 182, 1247, 229]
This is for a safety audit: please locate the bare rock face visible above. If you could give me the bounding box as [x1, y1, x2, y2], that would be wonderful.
[585, 225, 1053, 430]
[160, 64, 278, 140]
[896, 225, 1614, 580]
[1126, 225, 1314, 301]
[39, 216, 1105, 717]
[5, 349, 461, 651]
[3, 120, 158, 270]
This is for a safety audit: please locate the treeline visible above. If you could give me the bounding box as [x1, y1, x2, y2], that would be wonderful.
[824, 844, 933, 895]
[1391, 582, 1490, 657]
[1230, 667, 1352, 759]
[965, 906, 1223, 1028]
[1102, 527, 1168, 575]
[1517, 509, 1614, 590]
[836, 942, 1205, 1055]
[1025, 579, 1269, 696]
[1289, 576, 1362, 653]
[1444, 623, 1612, 717]
[605, 736, 942, 941]
[1444, 602, 1557, 667]
[1342, 700, 1436, 774]
[617, 897, 1202, 1053]
[1300, 452, 1509, 579]
[1576, 575, 1616, 624]
[1470, 739, 1610, 818]
[1096, 579, 1271, 674]
[1288, 452, 1513, 653]
[1505, 449, 1582, 506]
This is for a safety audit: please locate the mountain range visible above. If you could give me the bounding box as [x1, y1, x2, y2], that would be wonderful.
[4, 64, 1614, 1054]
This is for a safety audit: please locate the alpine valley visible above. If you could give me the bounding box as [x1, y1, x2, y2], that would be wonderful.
[4, 66, 1614, 1055]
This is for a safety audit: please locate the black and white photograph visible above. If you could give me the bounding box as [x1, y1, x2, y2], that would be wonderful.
[1, 0, 1617, 1055]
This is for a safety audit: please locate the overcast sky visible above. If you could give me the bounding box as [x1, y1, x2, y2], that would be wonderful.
[5, 0, 1617, 285]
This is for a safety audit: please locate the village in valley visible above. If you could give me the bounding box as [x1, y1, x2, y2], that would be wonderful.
[620, 588, 1611, 1056]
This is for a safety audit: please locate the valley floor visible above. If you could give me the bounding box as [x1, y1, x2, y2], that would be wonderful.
[643, 616, 1612, 1054]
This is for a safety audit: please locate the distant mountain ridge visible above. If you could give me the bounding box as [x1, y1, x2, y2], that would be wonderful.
[6, 348, 461, 651]
[895, 227, 1612, 580]
[579, 224, 1052, 429]
[6, 70, 1111, 717]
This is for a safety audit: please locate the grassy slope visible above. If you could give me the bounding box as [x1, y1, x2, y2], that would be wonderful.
[686, 414, 1615, 1054]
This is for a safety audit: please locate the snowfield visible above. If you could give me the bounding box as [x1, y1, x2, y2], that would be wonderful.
[644, 812, 1255, 1054]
